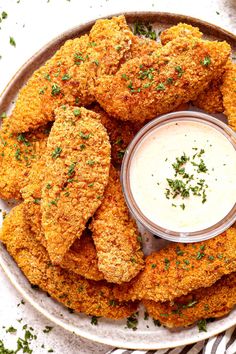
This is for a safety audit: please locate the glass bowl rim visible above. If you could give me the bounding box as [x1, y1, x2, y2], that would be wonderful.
[121, 110, 236, 243]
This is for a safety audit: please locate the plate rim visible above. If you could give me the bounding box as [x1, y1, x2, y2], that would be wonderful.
[0, 11, 236, 350]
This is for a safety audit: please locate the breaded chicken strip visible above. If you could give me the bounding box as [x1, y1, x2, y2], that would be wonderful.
[41, 106, 110, 264]
[7, 16, 135, 134]
[0, 118, 49, 200]
[61, 233, 104, 281]
[22, 202, 104, 281]
[193, 77, 224, 113]
[90, 166, 144, 284]
[95, 37, 230, 123]
[92, 105, 143, 165]
[221, 60, 236, 131]
[143, 272, 236, 328]
[113, 228, 236, 302]
[160, 23, 202, 45]
[0, 204, 137, 318]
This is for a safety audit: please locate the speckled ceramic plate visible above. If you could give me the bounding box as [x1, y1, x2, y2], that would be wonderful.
[0, 12, 236, 350]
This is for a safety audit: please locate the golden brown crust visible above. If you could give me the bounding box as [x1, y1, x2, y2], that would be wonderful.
[22, 201, 104, 281]
[90, 166, 144, 284]
[0, 119, 49, 200]
[221, 60, 236, 131]
[113, 228, 236, 302]
[61, 233, 104, 281]
[0, 204, 138, 319]
[8, 16, 134, 134]
[143, 272, 236, 328]
[41, 106, 111, 264]
[160, 23, 202, 45]
[193, 78, 224, 113]
[130, 36, 161, 57]
[94, 37, 230, 123]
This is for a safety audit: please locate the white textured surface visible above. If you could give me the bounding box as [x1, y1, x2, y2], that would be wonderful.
[0, 0, 235, 353]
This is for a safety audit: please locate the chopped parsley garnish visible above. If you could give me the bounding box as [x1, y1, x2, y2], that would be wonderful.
[74, 52, 85, 65]
[51, 147, 62, 159]
[68, 162, 76, 176]
[153, 319, 161, 326]
[138, 67, 155, 80]
[10, 36, 16, 47]
[73, 108, 81, 116]
[126, 313, 138, 331]
[61, 73, 71, 81]
[0, 112, 7, 119]
[200, 56, 211, 67]
[164, 258, 170, 270]
[51, 83, 61, 96]
[17, 133, 31, 146]
[133, 21, 157, 40]
[197, 319, 207, 332]
[87, 160, 95, 166]
[6, 326, 17, 333]
[166, 77, 174, 84]
[91, 316, 99, 325]
[79, 132, 91, 140]
[175, 65, 184, 77]
[156, 83, 165, 91]
[117, 150, 125, 159]
[2, 11, 8, 19]
[162, 148, 209, 208]
[43, 326, 53, 333]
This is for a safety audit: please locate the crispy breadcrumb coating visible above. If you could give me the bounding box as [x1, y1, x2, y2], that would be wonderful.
[130, 36, 161, 57]
[61, 232, 104, 281]
[94, 37, 230, 123]
[143, 272, 236, 328]
[92, 105, 143, 166]
[113, 228, 236, 302]
[193, 78, 224, 113]
[21, 154, 46, 201]
[90, 166, 144, 284]
[22, 202, 104, 281]
[8, 16, 135, 134]
[0, 118, 49, 200]
[160, 23, 202, 45]
[221, 60, 236, 131]
[0, 204, 137, 318]
[41, 106, 110, 264]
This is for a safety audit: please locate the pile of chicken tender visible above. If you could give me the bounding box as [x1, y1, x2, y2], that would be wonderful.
[1, 15, 236, 329]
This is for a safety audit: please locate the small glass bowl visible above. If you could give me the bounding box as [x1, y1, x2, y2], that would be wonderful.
[121, 111, 236, 243]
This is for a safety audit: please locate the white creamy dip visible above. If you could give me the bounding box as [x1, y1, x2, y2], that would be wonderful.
[129, 120, 236, 232]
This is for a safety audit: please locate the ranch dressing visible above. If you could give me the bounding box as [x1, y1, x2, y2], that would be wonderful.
[130, 120, 236, 232]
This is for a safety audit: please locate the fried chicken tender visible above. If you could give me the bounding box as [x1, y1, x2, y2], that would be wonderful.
[113, 228, 236, 302]
[7, 16, 135, 134]
[143, 272, 236, 328]
[41, 106, 111, 264]
[0, 204, 137, 318]
[193, 77, 224, 113]
[22, 202, 104, 281]
[160, 23, 202, 45]
[221, 60, 236, 131]
[90, 166, 144, 284]
[61, 232, 104, 281]
[0, 118, 49, 200]
[94, 37, 230, 123]
[92, 105, 143, 165]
